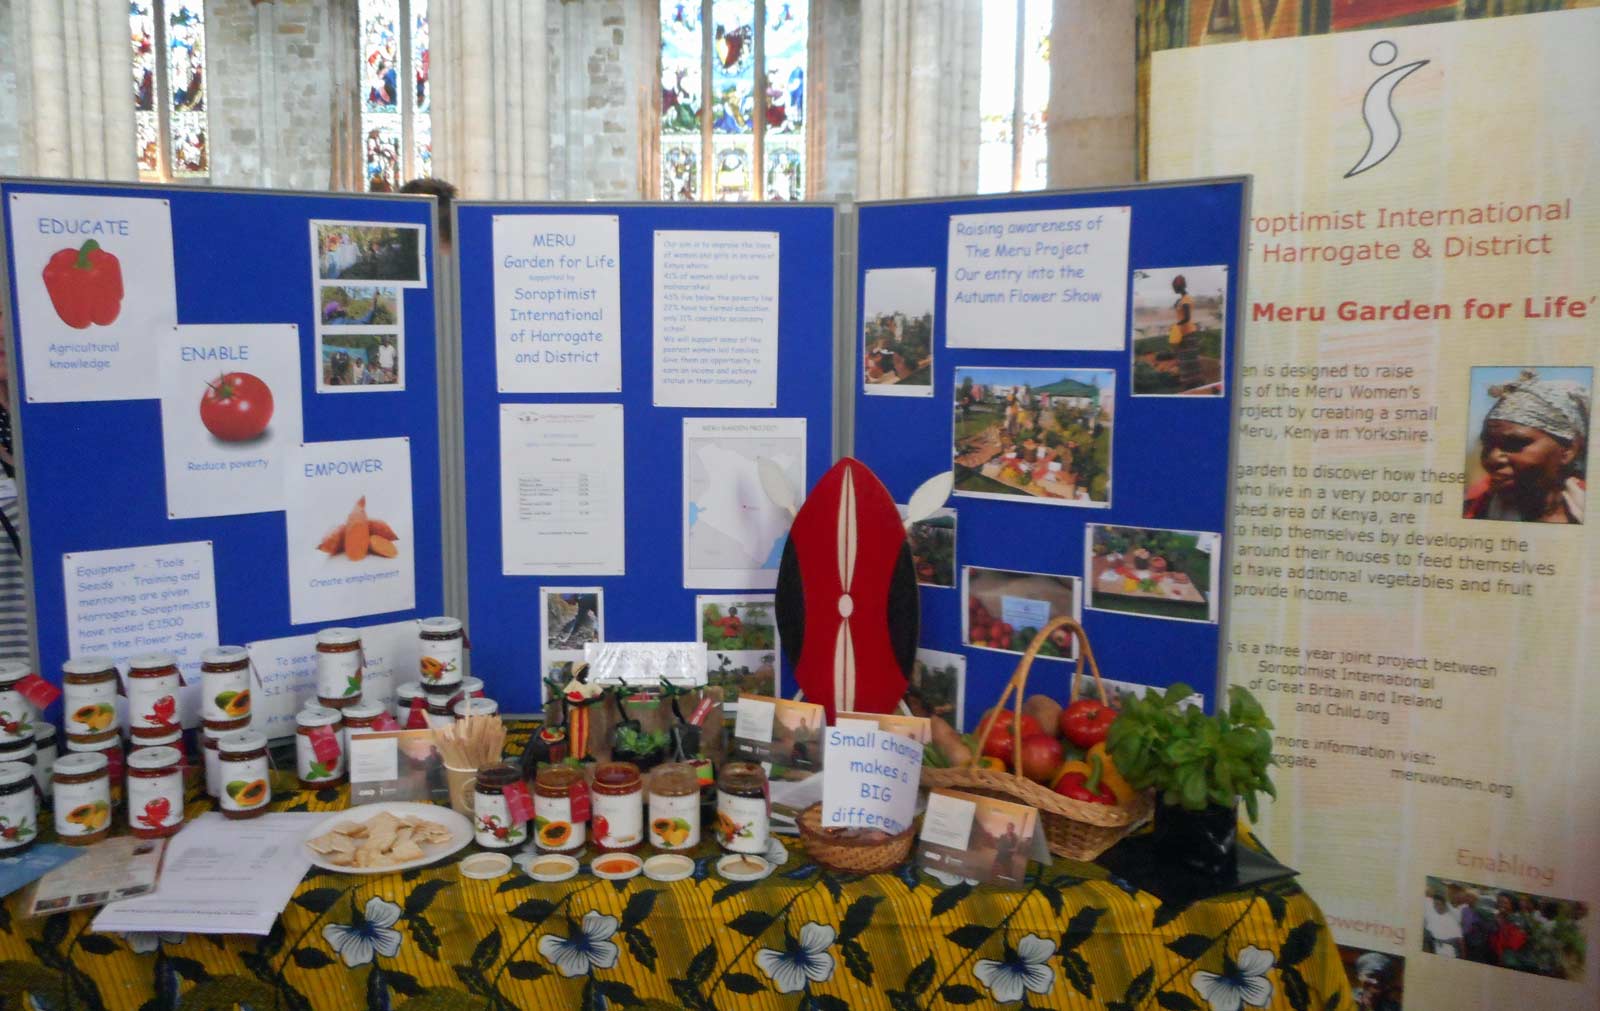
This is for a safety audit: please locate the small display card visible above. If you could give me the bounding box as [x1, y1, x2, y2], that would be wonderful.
[25, 836, 166, 916]
[348, 728, 438, 806]
[917, 788, 1049, 888]
[729, 695, 825, 777]
[819, 725, 923, 837]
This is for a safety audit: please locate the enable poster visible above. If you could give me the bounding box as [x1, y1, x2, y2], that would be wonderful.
[1152, 9, 1599, 1008]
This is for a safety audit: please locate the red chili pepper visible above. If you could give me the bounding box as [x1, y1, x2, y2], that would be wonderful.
[1060, 698, 1118, 749]
[1055, 771, 1117, 805]
[41, 240, 124, 329]
[149, 695, 177, 727]
[138, 797, 171, 827]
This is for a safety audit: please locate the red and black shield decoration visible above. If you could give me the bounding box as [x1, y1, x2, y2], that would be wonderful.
[776, 458, 919, 720]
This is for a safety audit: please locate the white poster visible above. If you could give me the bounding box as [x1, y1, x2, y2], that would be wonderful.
[248, 619, 418, 738]
[653, 230, 779, 409]
[492, 213, 621, 394]
[9, 192, 177, 402]
[498, 403, 625, 576]
[284, 438, 415, 625]
[63, 541, 218, 726]
[682, 417, 805, 589]
[945, 206, 1130, 351]
[159, 324, 303, 519]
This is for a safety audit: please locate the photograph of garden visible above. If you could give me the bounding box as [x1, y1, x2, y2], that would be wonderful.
[952, 367, 1113, 506]
[862, 267, 936, 395]
[1130, 264, 1226, 396]
[1086, 524, 1220, 623]
[699, 595, 780, 702]
[903, 506, 956, 587]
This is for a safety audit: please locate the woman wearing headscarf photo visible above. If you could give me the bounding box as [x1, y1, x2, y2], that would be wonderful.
[1464, 369, 1589, 524]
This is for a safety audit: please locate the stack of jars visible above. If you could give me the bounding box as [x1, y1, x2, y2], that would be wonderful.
[60, 655, 124, 812]
[388, 618, 485, 732]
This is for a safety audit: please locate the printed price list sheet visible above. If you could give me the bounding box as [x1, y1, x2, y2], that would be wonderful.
[499, 403, 626, 575]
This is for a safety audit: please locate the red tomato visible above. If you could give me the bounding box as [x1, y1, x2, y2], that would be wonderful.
[979, 710, 1045, 760]
[200, 372, 274, 442]
[1019, 734, 1064, 783]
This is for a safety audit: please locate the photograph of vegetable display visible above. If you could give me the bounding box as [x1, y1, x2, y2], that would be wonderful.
[42, 239, 124, 329]
[199, 372, 274, 442]
[316, 496, 401, 561]
[953, 366, 1114, 507]
[1086, 524, 1221, 624]
[901, 506, 956, 587]
[961, 565, 1081, 660]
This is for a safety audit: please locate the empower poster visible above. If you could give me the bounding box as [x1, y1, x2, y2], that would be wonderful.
[1151, 9, 1599, 1008]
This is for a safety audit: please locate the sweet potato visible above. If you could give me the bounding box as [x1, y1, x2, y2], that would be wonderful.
[368, 519, 400, 541]
[317, 524, 345, 555]
[345, 496, 371, 561]
[369, 535, 398, 558]
[929, 715, 972, 767]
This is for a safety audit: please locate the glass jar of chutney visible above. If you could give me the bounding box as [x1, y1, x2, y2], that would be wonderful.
[0, 762, 37, 854]
[218, 730, 271, 819]
[53, 752, 111, 846]
[200, 645, 252, 732]
[126, 745, 184, 839]
[716, 762, 769, 854]
[472, 763, 528, 851]
[591, 762, 643, 853]
[315, 629, 364, 709]
[62, 656, 120, 745]
[127, 653, 182, 741]
[533, 765, 587, 852]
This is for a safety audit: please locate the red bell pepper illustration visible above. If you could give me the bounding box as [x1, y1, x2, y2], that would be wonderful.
[41, 239, 124, 329]
[146, 694, 177, 728]
[136, 797, 172, 828]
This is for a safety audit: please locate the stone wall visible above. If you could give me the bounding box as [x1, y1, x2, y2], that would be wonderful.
[0, 0, 17, 176]
[547, 0, 647, 201]
[815, 0, 859, 202]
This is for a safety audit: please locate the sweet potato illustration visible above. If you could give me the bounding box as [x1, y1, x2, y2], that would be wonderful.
[345, 496, 371, 561]
[369, 535, 397, 558]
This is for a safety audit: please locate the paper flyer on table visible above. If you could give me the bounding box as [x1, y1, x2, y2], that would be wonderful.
[284, 437, 415, 624]
[26, 837, 164, 916]
[93, 813, 324, 935]
[499, 404, 625, 576]
[682, 418, 805, 589]
[158, 324, 303, 519]
[8, 192, 177, 403]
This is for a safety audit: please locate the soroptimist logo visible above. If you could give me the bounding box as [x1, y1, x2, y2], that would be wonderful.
[1345, 41, 1429, 179]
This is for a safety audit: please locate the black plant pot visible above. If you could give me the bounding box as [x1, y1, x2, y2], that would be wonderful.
[1153, 800, 1238, 879]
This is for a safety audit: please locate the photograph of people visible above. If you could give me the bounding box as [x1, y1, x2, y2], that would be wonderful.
[1422, 875, 1588, 979]
[1422, 887, 1463, 957]
[1130, 265, 1226, 396]
[1463, 366, 1590, 524]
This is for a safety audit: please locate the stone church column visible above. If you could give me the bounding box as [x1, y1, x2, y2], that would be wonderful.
[12, 0, 136, 180]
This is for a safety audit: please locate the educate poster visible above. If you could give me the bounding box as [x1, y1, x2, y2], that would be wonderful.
[1152, 9, 1599, 1007]
[284, 438, 415, 624]
[8, 192, 177, 403]
[491, 213, 621, 394]
[158, 324, 303, 519]
[653, 230, 780, 409]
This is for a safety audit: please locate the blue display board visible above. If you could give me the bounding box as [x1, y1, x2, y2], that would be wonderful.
[852, 180, 1249, 723]
[455, 202, 837, 714]
[0, 179, 444, 702]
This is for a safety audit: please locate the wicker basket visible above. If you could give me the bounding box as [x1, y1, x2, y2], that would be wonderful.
[921, 616, 1151, 861]
[797, 804, 917, 874]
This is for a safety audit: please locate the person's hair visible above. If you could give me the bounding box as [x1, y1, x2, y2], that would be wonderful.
[401, 177, 458, 246]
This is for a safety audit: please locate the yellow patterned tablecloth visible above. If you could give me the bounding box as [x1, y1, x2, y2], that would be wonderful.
[0, 769, 1352, 1011]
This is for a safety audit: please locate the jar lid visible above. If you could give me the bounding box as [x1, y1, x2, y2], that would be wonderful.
[419, 617, 462, 634]
[34, 723, 57, 742]
[395, 681, 425, 701]
[0, 661, 30, 685]
[133, 728, 181, 746]
[296, 706, 342, 728]
[62, 656, 118, 676]
[128, 746, 181, 770]
[535, 764, 585, 788]
[129, 652, 179, 671]
[316, 627, 361, 646]
[55, 752, 108, 776]
[200, 645, 249, 665]
[66, 735, 118, 753]
[342, 700, 384, 721]
[476, 762, 521, 787]
[219, 730, 267, 754]
[452, 698, 498, 718]
[0, 762, 31, 787]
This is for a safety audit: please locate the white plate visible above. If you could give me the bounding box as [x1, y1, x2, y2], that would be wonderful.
[302, 802, 474, 874]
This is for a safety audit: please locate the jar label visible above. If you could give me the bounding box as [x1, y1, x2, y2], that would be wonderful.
[64, 678, 118, 736]
[297, 727, 345, 782]
[716, 789, 770, 853]
[0, 689, 35, 744]
[53, 776, 111, 837]
[202, 667, 252, 722]
[203, 743, 220, 798]
[128, 673, 181, 734]
[592, 790, 643, 849]
[474, 790, 526, 848]
[316, 649, 363, 700]
[534, 794, 586, 851]
[219, 755, 271, 812]
[419, 639, 463, 688]
[0, 787, 37, 850]
[127, 772, 184, 832]
[648, 791, 701, 850]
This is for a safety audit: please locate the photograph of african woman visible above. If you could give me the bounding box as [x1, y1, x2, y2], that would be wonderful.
[1463, 366, 1591, 525]
[1130, 265, 1226, 396]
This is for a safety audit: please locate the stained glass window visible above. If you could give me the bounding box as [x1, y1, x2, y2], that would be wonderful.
[979, 0, 1053, 193]
[659, 0, 808, 202]
[359, 0, 431, 191]
[130, 1, 208, 181]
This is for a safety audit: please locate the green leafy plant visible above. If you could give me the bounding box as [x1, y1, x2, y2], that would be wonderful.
[1106, 683, 1276, 820]
[613, 725, 670, 757]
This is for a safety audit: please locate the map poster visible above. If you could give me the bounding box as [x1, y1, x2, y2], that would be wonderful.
[1152, 10, 1600, 1008]
[681, 418, 806, 589]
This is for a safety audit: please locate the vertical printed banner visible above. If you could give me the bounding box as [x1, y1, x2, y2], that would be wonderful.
[1151, 10, 1600, 1008]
